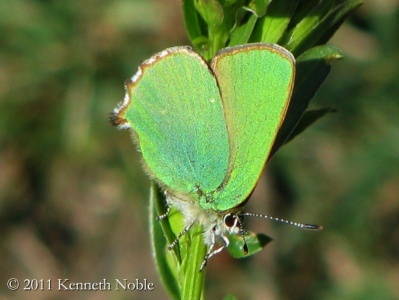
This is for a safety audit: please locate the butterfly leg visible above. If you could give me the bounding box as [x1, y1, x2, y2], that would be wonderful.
[167, 221, 194, 250]
[199, 227, 230, 271]
[156, 202, 171, 220]
[156, 191, 174, 220]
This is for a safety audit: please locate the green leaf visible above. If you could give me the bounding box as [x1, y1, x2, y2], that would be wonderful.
[183, 0, 213, 54]
[228, 8, 258, 46]
[314, 0, 363, 46]
[282, 0, 334, 53]
[248, 0, 271, 17]
[151, 183, 207, 300]
[222, 0, 240, 7]
[152, 184, 182, 262]
[194, 0, 224, 28]
[180, 224, 207, 300]
[251, 0, 297, 43]
[149, 184, 181, 300]
[227, 231, 272, 258]
[271, 45, 342, 157]
[282, 0, 363, 56]
[229, 0, 270, 46]
[182, 0, 206, 44]
[284, 0, 321, 29]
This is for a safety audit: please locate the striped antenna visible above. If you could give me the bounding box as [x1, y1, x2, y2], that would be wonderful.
[240, 212, 323, 231]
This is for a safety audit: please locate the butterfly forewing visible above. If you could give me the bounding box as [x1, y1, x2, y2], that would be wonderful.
[206, 43, 295, 211]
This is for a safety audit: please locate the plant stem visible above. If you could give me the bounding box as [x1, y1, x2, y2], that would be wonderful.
[180, 224, 206, 300]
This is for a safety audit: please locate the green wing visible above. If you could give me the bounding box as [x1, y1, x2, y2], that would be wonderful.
[205, 43, 295, 211]
[113, 47, 229, 196]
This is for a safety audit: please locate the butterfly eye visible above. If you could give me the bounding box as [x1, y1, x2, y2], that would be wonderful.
[223, 213, 238, 228]
[223, 213, 234, 227]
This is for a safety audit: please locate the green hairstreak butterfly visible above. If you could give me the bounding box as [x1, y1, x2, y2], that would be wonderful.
[111, 43, 321, 270]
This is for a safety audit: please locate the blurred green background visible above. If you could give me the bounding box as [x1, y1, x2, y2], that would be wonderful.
[0, 0, 398, 299]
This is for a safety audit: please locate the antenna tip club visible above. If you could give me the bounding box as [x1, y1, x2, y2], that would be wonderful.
[243, 243, 249, 255]
[303, 224, 323, 231]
